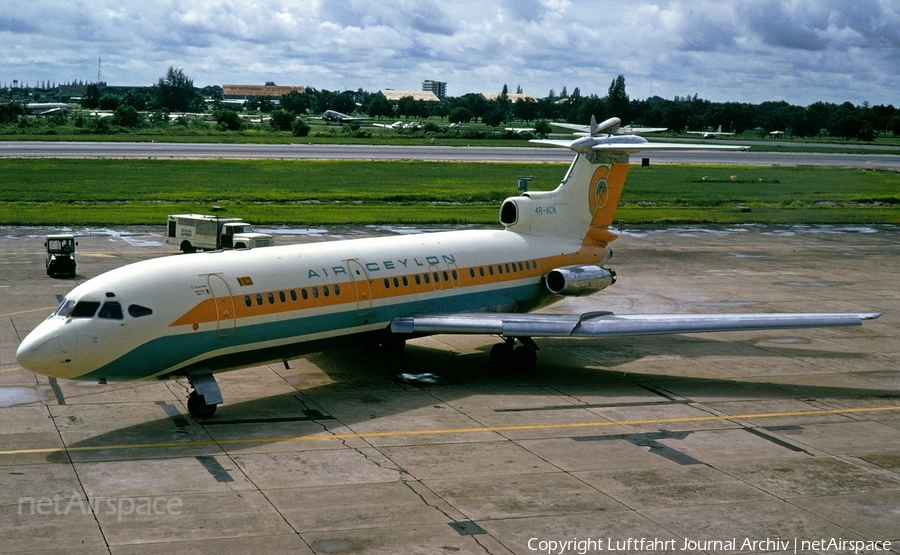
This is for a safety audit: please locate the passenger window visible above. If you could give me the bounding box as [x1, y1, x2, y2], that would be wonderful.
[323, 285, 330, 297]
[312, 287, 319, 299]
[505, 263, 510, 273]
[71, 301, 100, 318]
[469, 268, 475, 278]
[393, 277, 399, 288]
[452, 269, 458, 280]
[415, 274, 421, 285]
[334, 284, 341, 295]
[479, 267, 485, 277]
[302, 288, 308, 300]
[384, 278, 390, 289]
[518, 262, 524, 271]
[98, 302, 123, 320]
[128, 304, 153, 317]
[423, 273, 430, 284]
[256, 294, 263, 306]
[498, 265, 503, 275]
[279, 291, 286, 303]
[402, 276, 408, 286]
[244, 295, 252, 308]
[267, 292, 275, 304]
[488, 266, 494, 276]
[433, 272, 440, 282]
[290, 289, 297, 301]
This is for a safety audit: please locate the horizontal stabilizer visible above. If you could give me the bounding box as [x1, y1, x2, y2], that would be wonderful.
[531, 135, 749, 154]
[391, 312, 881, 338]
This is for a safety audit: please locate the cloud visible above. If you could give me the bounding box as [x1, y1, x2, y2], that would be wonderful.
[1, 0, 898, 105]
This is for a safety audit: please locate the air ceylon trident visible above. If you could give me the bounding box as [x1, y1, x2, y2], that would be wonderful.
[17, 117, 881, 417]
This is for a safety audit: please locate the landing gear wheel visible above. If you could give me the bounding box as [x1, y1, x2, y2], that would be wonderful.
[490, 342, 514, 368]
[187, 391, 217, 418]
[512, 345, 538, 372]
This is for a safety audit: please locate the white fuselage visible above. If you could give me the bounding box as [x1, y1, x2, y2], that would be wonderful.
[16, 228, 605, 382]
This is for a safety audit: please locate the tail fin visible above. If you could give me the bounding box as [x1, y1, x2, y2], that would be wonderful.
[499, 149, 630, 247]
[500, 123, 748, 246]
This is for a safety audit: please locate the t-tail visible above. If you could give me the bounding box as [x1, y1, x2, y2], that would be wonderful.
[508, 116, 748, 247]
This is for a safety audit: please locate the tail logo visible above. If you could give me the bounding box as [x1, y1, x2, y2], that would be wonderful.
[589, 166, 611, 215]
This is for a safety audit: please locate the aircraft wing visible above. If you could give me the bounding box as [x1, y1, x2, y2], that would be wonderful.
[550, 122, 590, 133]
[531, 139, 578, 147]
[590, 141, 748, 152]
[391, 311, 882, 337]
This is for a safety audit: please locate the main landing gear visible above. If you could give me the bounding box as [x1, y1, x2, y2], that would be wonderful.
[490, 337, 538, 372]
[187, 371, 223, 418]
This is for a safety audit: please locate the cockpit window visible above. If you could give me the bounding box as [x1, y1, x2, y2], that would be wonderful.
[55, 299, 76, 317]
[128, 305, 153, 317]
[70, 301, 101, 318]
[98, 301, 123, 320]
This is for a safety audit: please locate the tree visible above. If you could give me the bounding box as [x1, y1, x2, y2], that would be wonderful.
[82, 84, 101, 109]
[213, 109, 241, 131]
[269, 109, 294, 131]
[534, 120, 552, 137]
[364, 94, 394, 119]
[291, 119, 310, 137]
[448, 106, 473, 124]
[513, 98, 539, 123]
[112, 105, 141, 128]
[482, 107, 505, 127]
[397, 96, 417, 119]
[607, 74, 629, 120]
[99, 94, 120, 110]
[151, 67, 203, 112]
[280, 90, 310, 115]
[0, 102, 25, 123]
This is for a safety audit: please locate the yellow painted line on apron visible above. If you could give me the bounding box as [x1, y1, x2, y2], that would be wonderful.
[1, 405, 898, 457]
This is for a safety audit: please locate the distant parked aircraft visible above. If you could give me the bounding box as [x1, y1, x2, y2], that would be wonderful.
[373, 121, 420, 130]
[319, 110, 368, 124]
[26, 103, 69, 116]
[687, 125, 734, 138]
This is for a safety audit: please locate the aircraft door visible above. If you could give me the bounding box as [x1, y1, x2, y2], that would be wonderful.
[346, 259, 372, 316]
[207, 274, 236, 337]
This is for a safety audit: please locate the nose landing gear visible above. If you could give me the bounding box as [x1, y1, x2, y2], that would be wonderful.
[187, 370, 222, 418]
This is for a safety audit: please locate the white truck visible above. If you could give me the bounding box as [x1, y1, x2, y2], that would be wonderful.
[166, 214, 275, 253]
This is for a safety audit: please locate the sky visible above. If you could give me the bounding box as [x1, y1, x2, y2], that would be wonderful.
[3, 0, 899, 107]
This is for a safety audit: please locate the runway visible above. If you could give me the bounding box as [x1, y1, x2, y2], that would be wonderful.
[3, 140, 900, 169]
[1, 224, 897, 554]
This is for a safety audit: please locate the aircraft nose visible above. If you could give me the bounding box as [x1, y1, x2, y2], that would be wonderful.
[16, 328, 61, 374]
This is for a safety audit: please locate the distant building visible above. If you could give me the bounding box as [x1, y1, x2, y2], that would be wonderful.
[422, 80, 447, 99]
[223, 84, 306, 100]
[379, 89, 441, 102]
[482, 92, 536, 103]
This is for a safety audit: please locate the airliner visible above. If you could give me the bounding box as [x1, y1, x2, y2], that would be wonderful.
[319, 110, 367, 124]
[16, 116, 880, 418]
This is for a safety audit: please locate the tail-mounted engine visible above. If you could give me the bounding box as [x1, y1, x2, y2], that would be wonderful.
[546, 264, 616, 296]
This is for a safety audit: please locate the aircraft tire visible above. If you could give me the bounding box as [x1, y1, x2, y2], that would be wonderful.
[512, 345, 537, 372]
[490, 342, 514, 368]
[187, 391, 217, 418]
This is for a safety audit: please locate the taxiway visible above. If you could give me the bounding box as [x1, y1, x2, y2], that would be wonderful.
[1, 224, 898, 554]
